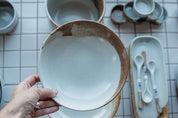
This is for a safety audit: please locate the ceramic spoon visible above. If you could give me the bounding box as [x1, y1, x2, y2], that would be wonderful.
[142, 75, 152, 103]
[147, 61, 162, 114]
[134, 55, 144, 109]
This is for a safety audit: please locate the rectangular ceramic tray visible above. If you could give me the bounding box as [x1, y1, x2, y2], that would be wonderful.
[129, 36, 169, 118]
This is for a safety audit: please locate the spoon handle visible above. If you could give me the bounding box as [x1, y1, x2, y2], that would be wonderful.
[156, 98, 162, 113]
[138, 91, 142, 109]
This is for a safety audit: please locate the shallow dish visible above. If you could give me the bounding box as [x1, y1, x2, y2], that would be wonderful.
[134, 0, 155, 17]
[129, 36, 168, 118]
[110, 5, 127, 24]
[49, 93, 121, 118]
[0, 0, 18, 34]
[154, 7, 168, 25]
[46, 0, 105, 26]
[148, 2, 163, 22]
[39, 20, 128, 111]
[123, 2, 146, 23]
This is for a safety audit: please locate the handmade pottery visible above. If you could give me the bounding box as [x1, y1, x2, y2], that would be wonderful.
[148, 2, 163, 22]
[49, 93, 121, 118]
[123, 2, 146, 23]
[129, 36, 168, 118]
[39, 20, 128, 111]
[0, 0, 18, 34]
[134, 0, 155, 17]
[154, 7, 168, 25]
[110, 5, 127, 24]
[46, 0, 105, 26]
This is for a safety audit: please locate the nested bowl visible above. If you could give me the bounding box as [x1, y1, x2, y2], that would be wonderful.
[46, 0, 105, 26]
[39, 20, 128, 111]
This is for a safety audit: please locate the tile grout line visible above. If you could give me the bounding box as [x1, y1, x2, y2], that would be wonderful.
[19, 0, 22, 83]
[162, 1, 173, 117]
[37, 0, 39, 87]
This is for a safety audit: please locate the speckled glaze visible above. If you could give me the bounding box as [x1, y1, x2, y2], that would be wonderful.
[39, 20, 128, 111]
[110, 5, 127, 24]
[46, 0, 105, 26]
[0, 0, 18, 34]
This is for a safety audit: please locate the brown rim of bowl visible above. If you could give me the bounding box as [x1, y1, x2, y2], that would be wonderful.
[45, 0, 106, 27]
[41, 20, 129, 111]
[110, 4, 127, 24]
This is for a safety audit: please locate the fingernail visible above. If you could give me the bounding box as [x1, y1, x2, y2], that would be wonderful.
[52, 89, 58, 96]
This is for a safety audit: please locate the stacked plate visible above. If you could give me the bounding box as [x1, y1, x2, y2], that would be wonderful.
[40, 10, 129, 117]
[111, 0, 168, 25]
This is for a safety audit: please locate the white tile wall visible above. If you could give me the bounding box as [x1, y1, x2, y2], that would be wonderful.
[0, 52, 3, 68]
[22, 19, 37, 34]
[5, 35, 20, 50]
[167, 33, 178, 48]
[164, 3, 178, 17]
[21, 51, 37, 67]
[168, 49, 178, 63]
[166, 18, 178, 33]
[22, 3, 37, 18]
[4, 68, 20, 84]
[21, 35, 37, 50]
[4, 51, 20, 67]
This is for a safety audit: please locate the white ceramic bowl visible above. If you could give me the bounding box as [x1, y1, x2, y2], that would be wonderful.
[0, 0, 18, 34]
[49, 94, 121, 118]
[45, 0, 105, 26]
[110, 5, 127, 24]
[134, 0, 155, 17]
[39, 20, 128, 111]
[148, 2, 163, 22]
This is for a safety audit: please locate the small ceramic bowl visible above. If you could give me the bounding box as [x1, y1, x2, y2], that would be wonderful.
[148, 2, 163, 22]
[154, 7, 168, 25]
[39, 20, 128, 111]
[46, 0, 105, 26]
[123, 2, 146, 23]
[110, 5, 127, 24]
[134, 0, 155, 17]
[0, 0, 18, 34]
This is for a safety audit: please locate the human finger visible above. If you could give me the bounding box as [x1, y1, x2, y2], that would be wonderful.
[19, 75, 40, 88]
[39, 100, 60, 109]
[37, 88, 58, 100]
[35, 106, 59, 117]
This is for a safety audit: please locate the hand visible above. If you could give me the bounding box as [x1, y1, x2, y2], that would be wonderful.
[0, 75, 59, 118]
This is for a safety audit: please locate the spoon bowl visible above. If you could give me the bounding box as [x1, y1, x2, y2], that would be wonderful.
[142, 75, 153, 103]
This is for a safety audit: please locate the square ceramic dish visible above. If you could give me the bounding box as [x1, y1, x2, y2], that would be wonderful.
[129, 36, 168, 118]
[39, 20, 128, 111]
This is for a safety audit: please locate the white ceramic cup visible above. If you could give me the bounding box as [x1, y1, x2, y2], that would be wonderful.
[45, 0, 105, 26]
[0, 0, 18, 34]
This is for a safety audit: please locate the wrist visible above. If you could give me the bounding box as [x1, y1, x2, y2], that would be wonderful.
[0, 101, 23, 118]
